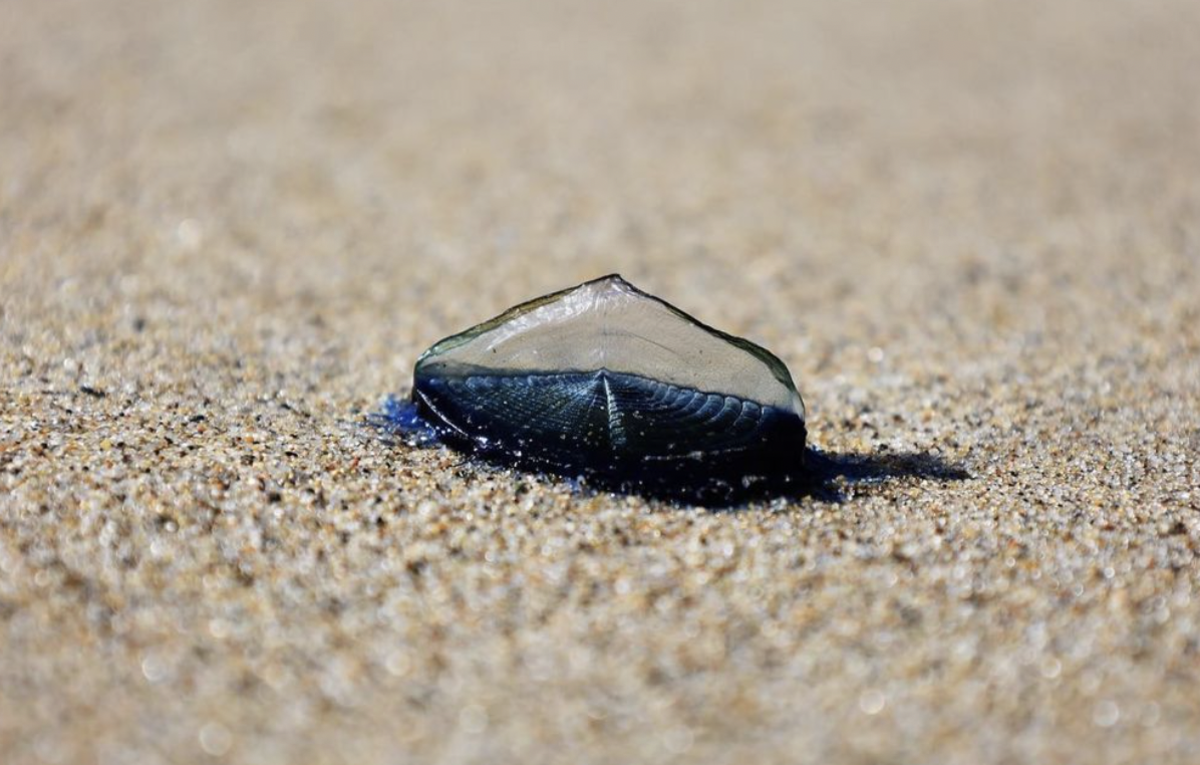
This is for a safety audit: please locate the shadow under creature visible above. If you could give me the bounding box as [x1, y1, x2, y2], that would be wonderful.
[366, 396, 970, 508]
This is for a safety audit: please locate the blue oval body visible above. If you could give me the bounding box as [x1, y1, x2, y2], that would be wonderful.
[397, 275, 808, 501]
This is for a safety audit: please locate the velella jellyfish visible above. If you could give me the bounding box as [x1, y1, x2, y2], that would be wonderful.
[385, 274, 808, 502]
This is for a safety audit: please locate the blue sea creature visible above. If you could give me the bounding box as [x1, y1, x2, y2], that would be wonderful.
[386, 274, 808, 501]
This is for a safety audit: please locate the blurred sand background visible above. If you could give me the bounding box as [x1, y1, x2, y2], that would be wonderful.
[2, 0, 1199, 763]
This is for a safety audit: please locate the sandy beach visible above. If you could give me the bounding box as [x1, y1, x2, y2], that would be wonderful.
[2, 0, 1199, 762]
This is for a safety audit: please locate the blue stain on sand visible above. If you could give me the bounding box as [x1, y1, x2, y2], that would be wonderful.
[365, 395, 440, 446]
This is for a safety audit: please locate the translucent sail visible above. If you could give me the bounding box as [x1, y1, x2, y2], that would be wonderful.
[416, 275, 805, 417]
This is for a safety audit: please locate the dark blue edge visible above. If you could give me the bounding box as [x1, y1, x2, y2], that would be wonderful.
[365, 395, 439, 445]
[365, 394, 969, 507]
[367, 392, 815, 505]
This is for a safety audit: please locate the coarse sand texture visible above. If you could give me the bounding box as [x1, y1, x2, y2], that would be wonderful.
[2, 1, 1199, 764]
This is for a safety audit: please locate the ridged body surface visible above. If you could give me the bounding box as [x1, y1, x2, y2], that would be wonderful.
[414, 368, 806, 480]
